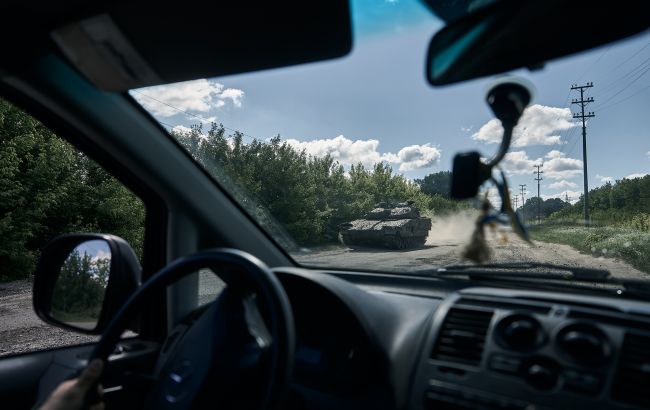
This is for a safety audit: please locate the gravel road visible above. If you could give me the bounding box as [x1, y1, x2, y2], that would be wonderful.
[0, 280, 97, 357]
[0, 271, 226, 358]
[295, 212, 648, 280]
[2, 215, 645, 357]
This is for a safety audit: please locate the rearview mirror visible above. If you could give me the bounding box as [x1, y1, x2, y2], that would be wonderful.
[426, 0, 650, 86]
[34, 234, 141, 334]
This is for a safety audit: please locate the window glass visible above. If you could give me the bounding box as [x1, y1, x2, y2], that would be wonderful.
[0, 98, 146, 357]
[132, 0, 650, 286]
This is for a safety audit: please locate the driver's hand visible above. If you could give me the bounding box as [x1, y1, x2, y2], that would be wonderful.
[38, 359, 105, 410]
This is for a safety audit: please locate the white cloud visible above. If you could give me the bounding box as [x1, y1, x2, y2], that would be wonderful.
[461, 126, 473, 132]
[502, 150, 539, 174]
[393, 144, 441, 171]
[131, 79, 244, 118]
[220, 88, 245, 107]
[544, 150, 583, 180]
[625, 173, 649, 180]
[284, 135, 440, 171]
[501, 150, 582, 180]
[548, 180, 578, 189]
[472, 104, 575, 147]
[171, 125, 193, 134]
[596, 174, 613, 184]
[646, 150, 650, 159]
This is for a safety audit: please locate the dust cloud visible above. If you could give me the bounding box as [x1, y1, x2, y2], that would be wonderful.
[425, 210, 478, 247]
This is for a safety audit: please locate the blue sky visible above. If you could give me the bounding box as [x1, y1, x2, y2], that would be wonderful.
[133, 0, 650, 204]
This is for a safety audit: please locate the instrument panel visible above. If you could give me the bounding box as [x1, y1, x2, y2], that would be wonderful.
[414, 290, 650, 409]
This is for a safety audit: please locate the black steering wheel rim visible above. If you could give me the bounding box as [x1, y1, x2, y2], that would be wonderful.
[90, 248, 295, 409]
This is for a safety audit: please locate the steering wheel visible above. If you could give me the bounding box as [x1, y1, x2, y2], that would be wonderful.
[88, 248, 295, 409]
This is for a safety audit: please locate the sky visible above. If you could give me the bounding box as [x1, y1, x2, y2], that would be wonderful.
[131, 0, 650, 206]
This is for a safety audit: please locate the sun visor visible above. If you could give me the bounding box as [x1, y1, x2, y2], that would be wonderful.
[50, 2, 352, 91]
[52, 15, 161, 91]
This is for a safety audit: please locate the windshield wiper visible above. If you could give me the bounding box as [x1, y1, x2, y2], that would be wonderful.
[430, 262, 610, 281]
[410, 262, 650, 299]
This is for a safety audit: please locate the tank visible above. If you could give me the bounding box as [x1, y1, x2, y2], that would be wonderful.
[338, 201, 432, 249]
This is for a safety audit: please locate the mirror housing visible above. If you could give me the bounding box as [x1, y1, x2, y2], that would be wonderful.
[33, 233, 141, 334]
[426, 0, 650, 86]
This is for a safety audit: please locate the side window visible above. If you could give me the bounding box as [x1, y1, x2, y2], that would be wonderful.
[0, 98, 145, 357]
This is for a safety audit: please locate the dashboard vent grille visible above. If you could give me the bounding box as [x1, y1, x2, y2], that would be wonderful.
[456, 296, 550, 314]
[431, 307, 494, 367]
[612, 333, 650, 407]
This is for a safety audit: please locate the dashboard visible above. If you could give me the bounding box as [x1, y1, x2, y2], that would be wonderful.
[274, 268, 650, 410]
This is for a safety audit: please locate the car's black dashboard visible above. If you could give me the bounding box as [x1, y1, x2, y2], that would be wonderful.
[274, 268, 650, 410]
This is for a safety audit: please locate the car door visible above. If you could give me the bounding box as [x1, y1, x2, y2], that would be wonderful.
[0, 96, 166, 409]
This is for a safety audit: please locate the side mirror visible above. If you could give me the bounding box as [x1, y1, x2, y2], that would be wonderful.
[33, 233, 141, 334]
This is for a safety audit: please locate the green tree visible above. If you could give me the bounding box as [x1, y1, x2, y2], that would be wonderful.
[0, 99, 145, 281]
[415, 171, 452, 198]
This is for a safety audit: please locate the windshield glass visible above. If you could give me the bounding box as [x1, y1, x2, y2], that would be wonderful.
[131, 0, 650, 282]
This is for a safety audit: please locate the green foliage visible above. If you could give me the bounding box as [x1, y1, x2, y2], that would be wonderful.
[0, 99, 145, 281]
[548, 176, 650, 228]
[530, 225, 650, 274]
[172, 124, 435, 247]
[415, 171, 451, 198]
[517, 197, 570, 223]
[51, 251, 109, 321]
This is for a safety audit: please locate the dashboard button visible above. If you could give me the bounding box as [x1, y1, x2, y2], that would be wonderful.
[489, 354, 521, 375]
[495, 314, 544, 352]
[564, 369, 601, 395]
[557, 323, 610, 365]
[524, 357, 560, 391]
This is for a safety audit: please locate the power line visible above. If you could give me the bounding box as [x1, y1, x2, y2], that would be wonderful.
[607, 42, 650, 74]
[576, 45, 612, 83]
[596, 83, 650, 111]
[596, 56, 650, 96]
[130, 90, 258, 141]
[534, 164, 543, 225]
[519, 184, 527, 224]
[595, 64, 650, 107]
[571, 82, 595, 227]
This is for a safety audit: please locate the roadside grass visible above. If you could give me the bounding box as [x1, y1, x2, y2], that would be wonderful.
[530, 225, 650, 274]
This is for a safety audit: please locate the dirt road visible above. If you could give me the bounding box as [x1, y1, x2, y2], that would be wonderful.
[295, 212, 648, 280]
[1, 214, 645, 357]
[0, 280, 97, 357]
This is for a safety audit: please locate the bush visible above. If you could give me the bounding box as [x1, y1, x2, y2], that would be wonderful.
[530, 225, 650, 274]
[172, 124, 438, 247]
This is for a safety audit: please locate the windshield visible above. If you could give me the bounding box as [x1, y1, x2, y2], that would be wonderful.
[131, 0, 650, 283]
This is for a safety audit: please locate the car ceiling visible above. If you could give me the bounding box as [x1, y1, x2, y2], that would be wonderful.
[0, 1, 353, 91]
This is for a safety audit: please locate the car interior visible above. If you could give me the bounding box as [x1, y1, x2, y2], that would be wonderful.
[1, 0, 650, 409]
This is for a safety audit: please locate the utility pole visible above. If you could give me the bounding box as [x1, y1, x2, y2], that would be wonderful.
[514, 196, 519, 212]
[571, 82, 595, 227]
[534, 164, 543, 225]
[519, 184, 527, 224]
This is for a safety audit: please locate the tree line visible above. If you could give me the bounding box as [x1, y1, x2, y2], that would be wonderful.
[172, 124, 465, 248]
[51, 251, 110, 321]
[0, 95, 464, 281]
[547, 175, 650, 229]
[0, 99, 145, 281]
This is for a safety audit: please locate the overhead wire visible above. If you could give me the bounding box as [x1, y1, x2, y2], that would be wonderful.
[130, 90, 259, 141]
[596, 83, 650, 112]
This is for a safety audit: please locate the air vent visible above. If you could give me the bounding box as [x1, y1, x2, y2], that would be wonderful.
[612, 333, 650, 407]
[456, 296, 551, 314]
[431, 307, 494, 367]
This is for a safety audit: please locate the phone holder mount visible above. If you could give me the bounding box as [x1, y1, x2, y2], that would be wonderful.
[451, 78, 532, 199]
